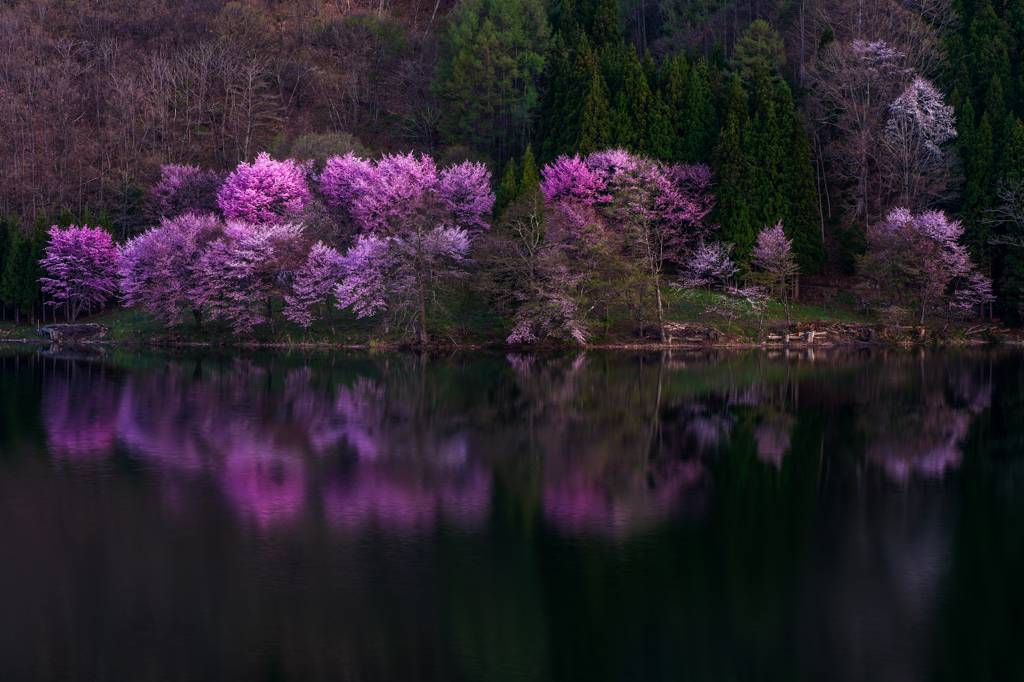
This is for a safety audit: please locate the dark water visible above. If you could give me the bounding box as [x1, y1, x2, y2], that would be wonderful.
[0, 346, 1022, 682]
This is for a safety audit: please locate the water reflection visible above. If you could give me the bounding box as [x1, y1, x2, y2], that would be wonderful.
[37, 349, 997, 536]
[3, 348, 1022, 681]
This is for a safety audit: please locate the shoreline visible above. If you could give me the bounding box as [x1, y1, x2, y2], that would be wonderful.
[2, 319, 1014, 351]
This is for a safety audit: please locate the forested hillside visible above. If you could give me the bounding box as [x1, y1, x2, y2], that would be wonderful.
[2, 0, 1023, 333]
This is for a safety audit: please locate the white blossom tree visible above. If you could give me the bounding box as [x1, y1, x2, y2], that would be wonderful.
[882, 77, 957, 210]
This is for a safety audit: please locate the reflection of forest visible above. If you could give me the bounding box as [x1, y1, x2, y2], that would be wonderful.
[0, 348, 1019, 681]
[36, 349, 995, 534]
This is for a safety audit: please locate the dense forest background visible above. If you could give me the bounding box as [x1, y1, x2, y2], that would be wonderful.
[2, 0, 1024, 321]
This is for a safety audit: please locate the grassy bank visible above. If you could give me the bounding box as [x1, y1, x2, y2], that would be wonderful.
[10, 286, 1005, 348]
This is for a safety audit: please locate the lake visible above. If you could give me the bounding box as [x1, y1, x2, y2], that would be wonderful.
[0, 345, 1021, 681]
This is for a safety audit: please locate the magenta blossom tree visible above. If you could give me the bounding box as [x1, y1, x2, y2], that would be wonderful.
[216, 152, 312, 224]
[283, 241, 345, 331]
[538, 149, 714, 342]
[334, 227, 472, 338]
[436, 161, 495, 232]
[119, 213, 223, 327]
[319, 152, 377, 229]
[39, 225, 120, 322]
[858, 208, 994, 323]
[148, 164, 223, 220]
[196, 220, 306, 334]
[539, 154, 607, 205]
[320, 151, 493, 344]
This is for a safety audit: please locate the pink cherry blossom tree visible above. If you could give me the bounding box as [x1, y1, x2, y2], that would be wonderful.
[750, 220, 799, 322]
[196, 220, 306, 334]
[605, 154, 714, 341]
[679, 240, 738, 290]
[38, 225, 120, 322]
[858, 208, 993, 323]
[320, 151, 493, 344]
[537, 149, 714, 342]
[319, 152, 377, 230]
[283, 241, 345, 331]
[119, 213, 223, 327]
[476, 194, 593, 345]
[334, 227, 472, 339]
[216, 152, 312, 224]
[147, 164, 223, 220]
[539, 154, 607, 205]
[436, 161, 495, 232]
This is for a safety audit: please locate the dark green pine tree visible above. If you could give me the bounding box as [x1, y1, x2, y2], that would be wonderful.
[996, 118, 1024, 323]
[1, 228, 30, 321]
[494, 158, 519, 219]
[1000, 117, 1024, 179]
[95, 207, 114, 233]
[712, 79, 755, 261]
[519, 145, 540, 191]
[553, 0, 580, 38]
[26, 213, 49, 324]
[660, 54, 689, 162]
[588, 0, 620, 49]
[578, 66, 613, 154]
[537, 33, 571, 163]
[963, 112, 996, 248]
[645, 90, 675, 160]
[679, 59, 718, 162]
[611, 50, 653, 153]
[745, 66, 785, 229]
[984, 76, 1008, 149]
[776, 83, 825, 273]
[555, 34, 604, 157]
[58, 207, 75, 228]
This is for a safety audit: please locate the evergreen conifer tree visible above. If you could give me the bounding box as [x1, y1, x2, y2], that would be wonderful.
[712, 91, 755, 260]
[494, 158, 519, 219]
[679, 59, 718, 162]
[578, 67, 613, 153]
[1, 229, 28, 321]
[612, 51, 653, 152]
[519, 145, 540, 190]
[779, 87, 825, 273]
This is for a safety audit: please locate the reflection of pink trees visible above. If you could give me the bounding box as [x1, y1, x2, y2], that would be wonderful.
[43, 370, 120, 462]
[220, 448, 307, 528]
[542, 459, 706, 536]
[42, 361, 491, 531]
[754, 419, 793, 469]
[859, 357, 992, 483]
[324, 462, 490, 532]
[506, 353, 710, 536]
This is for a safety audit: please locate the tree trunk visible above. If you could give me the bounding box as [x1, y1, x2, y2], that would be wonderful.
[415, 233, 429, 346]
[654, 275, 666, 343]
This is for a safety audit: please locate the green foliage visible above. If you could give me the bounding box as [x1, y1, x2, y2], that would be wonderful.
[435, 0, 551, 165]
[731, 20, 786, 83]
[494, 158, 519, 218]
[611, 51, 653, 152]
[519, 145, 540, 191]
[946, 0, 1024, 318]
[493, 145, 542, 220]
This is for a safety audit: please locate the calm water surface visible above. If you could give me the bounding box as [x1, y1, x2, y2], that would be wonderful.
[0, 346, 1022, 681]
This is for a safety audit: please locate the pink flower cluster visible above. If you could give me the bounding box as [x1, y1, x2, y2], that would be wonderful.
[216, 152, 312, 224]
[39, 225, 120, 322]
[540, 149, 714, 232]
[320, 151, 495, 234]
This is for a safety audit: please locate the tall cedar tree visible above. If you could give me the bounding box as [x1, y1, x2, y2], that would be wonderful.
[435, 0, 551, 166]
